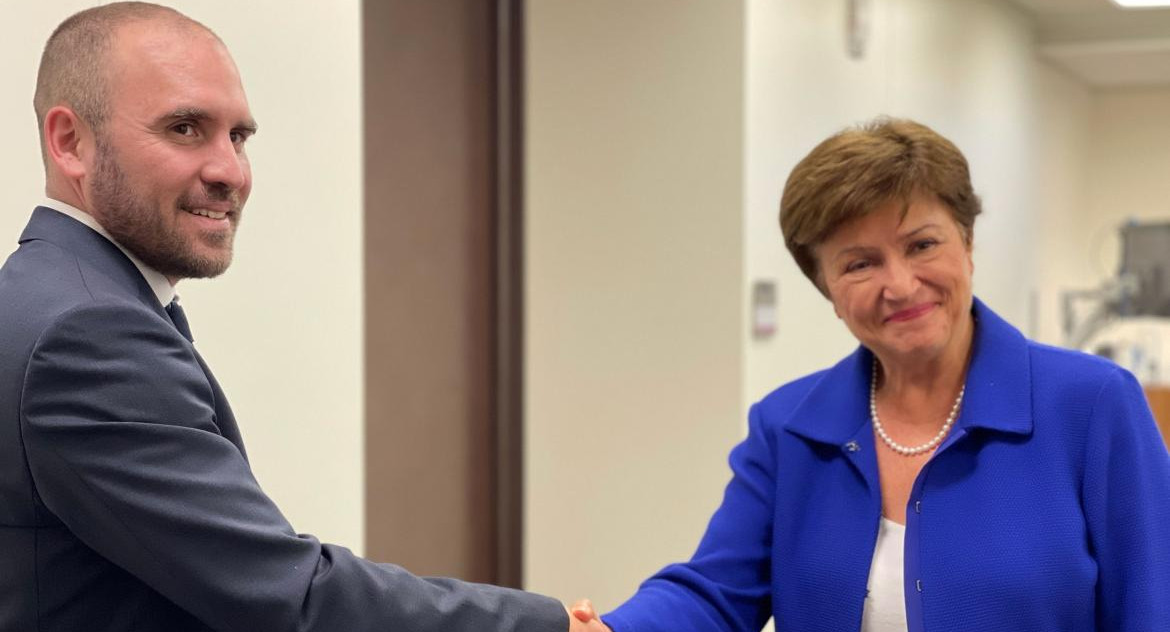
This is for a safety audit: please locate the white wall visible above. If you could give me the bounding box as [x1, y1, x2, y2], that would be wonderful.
[0, 1, 365, 551]
[525, 0, 746, 609]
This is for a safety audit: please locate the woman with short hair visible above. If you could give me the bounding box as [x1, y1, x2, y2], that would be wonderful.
[574, 118, 1170, 632]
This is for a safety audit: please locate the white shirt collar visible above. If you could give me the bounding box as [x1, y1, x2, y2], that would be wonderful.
[40, 198, 177, 307]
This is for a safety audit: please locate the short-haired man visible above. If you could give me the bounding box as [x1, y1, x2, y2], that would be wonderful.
[0, 3, 596, 630]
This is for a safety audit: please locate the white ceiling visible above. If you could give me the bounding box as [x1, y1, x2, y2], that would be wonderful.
[1008, 0, 1121, 12]
[1004, 0, 1170, 87]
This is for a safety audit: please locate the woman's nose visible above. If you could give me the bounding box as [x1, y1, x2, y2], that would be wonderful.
[881, 257, 920, 301]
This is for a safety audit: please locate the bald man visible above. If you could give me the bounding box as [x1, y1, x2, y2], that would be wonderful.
[0, 3, 598, 631]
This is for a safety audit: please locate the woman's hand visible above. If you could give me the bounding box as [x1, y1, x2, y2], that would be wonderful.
[568, 599, 612, 632]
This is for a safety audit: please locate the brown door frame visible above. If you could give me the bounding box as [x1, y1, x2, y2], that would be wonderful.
[493, 0, 525, 589]
[362, 0, 525, 587]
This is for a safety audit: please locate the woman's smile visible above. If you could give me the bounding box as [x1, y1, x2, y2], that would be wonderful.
[885, 302, 936, 323]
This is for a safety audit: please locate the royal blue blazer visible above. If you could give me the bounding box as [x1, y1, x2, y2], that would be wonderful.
[604, 298, 1170, 632]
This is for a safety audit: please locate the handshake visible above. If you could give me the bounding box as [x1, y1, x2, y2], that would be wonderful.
[567, 599, 611, 632]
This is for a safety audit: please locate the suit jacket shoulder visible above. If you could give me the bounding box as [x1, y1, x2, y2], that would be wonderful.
[1, 208, 568, 632]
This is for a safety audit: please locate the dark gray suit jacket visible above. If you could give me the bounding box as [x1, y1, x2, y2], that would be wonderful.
[0, 207, 567, 632]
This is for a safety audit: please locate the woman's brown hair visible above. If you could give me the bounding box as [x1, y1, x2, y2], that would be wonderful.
[780, 118, 981, 295]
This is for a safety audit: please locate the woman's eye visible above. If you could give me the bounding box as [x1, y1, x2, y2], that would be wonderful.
[845, 260, 871, 273]
[911, 239, 938, 252]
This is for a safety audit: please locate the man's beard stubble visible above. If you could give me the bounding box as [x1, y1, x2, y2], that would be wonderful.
[91, 138, 240, 280]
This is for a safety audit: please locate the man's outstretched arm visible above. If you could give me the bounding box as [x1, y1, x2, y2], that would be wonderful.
[21, 301, 571, 632]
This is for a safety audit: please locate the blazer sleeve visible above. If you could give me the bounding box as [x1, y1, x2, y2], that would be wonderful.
[1081, 368, 1170, 630]
[601, 404, 774, 632]
[20, 302, 567, 632]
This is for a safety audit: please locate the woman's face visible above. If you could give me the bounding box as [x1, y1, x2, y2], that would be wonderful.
[814, 194, 974, 366]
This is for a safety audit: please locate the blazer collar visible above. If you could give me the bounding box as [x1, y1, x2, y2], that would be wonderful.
[960, 298, 1033, 436]
[19, 206, 168, 318]
[784, 297, 1033, 447]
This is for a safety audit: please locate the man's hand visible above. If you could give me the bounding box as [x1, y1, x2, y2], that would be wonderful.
[567, 599, 612, 632]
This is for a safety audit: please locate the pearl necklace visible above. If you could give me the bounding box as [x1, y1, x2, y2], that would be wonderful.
[870, 358, 965, 456]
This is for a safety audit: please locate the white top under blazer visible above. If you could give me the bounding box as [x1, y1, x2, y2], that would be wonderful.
[861, 518, 907, 632]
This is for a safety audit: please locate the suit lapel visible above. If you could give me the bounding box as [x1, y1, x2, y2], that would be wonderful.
[20, 207, 249, 458]
[191, 349, 248, 461]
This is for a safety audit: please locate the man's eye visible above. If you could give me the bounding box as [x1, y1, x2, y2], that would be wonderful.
[230, 130, 249, 144]
[173, 123, 196, 136]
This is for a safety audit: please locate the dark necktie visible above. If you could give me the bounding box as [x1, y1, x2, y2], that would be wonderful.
[166, 299, 194, 343]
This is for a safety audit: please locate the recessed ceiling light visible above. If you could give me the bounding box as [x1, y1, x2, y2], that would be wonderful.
[1110, 0, 1170, 8]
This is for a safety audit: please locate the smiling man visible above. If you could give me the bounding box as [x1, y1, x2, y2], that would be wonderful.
[0, 3, 594, 631]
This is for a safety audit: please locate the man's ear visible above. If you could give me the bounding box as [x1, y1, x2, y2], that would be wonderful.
[44, 106, 92, 180]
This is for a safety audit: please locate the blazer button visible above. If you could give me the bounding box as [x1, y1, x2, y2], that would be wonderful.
[844, 441, 860, 453]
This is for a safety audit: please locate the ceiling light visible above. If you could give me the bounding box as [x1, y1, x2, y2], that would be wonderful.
[1110, 0, 1170, 8]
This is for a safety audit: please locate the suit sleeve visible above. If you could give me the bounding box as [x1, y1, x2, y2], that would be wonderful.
[1081, 368, 1170, 630]
[601, 404, 774, 632]
[20, 302, 567, 632]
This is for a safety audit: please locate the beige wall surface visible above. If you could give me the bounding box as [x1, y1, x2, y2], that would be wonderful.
[0, 1, 365, 551]
[1072, 88, 1170, 383]
[525, 0, 747, 609]
[1032, 63, 1094, 345]
[1086, 88, 1170, 277]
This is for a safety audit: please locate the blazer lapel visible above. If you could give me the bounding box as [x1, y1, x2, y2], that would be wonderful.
[783, 346, 880, 493]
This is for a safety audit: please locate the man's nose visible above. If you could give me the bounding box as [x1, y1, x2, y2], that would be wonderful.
[201, 135, 248, 191]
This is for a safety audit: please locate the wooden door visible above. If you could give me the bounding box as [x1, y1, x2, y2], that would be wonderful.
[362, 0, 525, 587]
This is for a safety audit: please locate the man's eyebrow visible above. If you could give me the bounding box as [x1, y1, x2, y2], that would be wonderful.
[156, 107, 259, 134]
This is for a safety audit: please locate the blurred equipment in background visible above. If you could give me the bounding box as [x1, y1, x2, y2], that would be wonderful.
[1063, 220, 1170, 384]
[1063, 220, 1170, 345]
[1117, 221, 1170, 318]
[1064, 220, 1170, 444]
